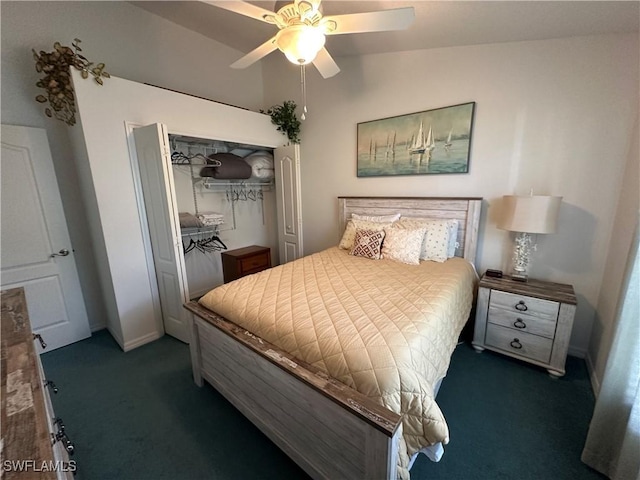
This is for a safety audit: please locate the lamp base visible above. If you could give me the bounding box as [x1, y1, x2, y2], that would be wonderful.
[510, 232, 533, 283]
[511, 272, 528, 282]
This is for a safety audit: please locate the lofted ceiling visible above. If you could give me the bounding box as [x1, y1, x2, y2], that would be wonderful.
[132, 1, 639, 60]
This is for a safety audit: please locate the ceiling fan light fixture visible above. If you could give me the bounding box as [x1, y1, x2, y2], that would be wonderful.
[275, 25, 325, 65]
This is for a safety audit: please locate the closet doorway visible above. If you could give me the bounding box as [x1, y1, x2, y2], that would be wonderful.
[133, 124, 302, 343]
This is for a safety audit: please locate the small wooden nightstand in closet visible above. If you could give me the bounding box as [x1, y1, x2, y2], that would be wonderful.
[221, 245, 272, 283]
[472, 274, 577, 377]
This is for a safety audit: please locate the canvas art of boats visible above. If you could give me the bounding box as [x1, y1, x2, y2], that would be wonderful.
[444, 128, 453, 149]
[408, 121, 435, 155]
[356, 102, 475, 177]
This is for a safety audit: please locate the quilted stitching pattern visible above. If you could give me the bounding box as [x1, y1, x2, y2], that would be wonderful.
[199, 248, 475, 475]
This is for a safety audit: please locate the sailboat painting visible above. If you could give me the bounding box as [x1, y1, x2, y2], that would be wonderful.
[357, 102, 475, 177]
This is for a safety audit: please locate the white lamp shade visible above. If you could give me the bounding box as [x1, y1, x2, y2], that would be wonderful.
[275, 25, 326, 65]
[497, 195, 562, 234]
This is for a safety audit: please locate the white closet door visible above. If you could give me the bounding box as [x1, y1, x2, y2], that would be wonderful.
[1, 125, 91, 351]
[274, 145, 303, 263]
[133, 123, 190, 343]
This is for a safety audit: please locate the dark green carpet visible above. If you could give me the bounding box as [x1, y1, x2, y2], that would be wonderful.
[42, 330, 604, 480]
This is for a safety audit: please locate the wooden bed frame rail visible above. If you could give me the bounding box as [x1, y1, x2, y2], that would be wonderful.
[185, 301, 403, 480]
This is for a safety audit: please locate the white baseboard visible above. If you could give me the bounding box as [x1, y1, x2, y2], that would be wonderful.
[568, 345, 587, 358]
[585, 352, 601, 396]
[106, 325, 125, 351]
[123, 330, 163, 352]
[90, 321, 106, 332]
[569, 345, 600, 396]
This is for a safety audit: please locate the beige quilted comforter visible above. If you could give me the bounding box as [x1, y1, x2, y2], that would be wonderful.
[199, 247, 476, 477]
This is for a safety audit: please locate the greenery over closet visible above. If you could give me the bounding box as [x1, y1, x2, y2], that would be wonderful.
[32, 38, 109, 126]
[261, 100, 301, 145]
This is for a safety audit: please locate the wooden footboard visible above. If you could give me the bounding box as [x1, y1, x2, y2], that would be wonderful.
[184, 301, 403, 480]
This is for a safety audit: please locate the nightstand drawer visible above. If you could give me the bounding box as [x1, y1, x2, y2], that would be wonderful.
[239, 252, 270, 274]
[487, 307, 557, 339]
[222, 246, 272, 283]
[490, 290, 559, 321]
[485, 324, 553, 364]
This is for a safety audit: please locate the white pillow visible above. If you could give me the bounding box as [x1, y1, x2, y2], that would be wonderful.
[382, 227, 426, 265]
[351, 213, 401, 223]
[447, 220, 459, 258]
[339, 219, 393, 250]
[397, 218, 451, 262]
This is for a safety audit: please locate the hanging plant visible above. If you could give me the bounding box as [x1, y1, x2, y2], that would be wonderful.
[261, 100, 301, 145]
[32, 38, 110, 126]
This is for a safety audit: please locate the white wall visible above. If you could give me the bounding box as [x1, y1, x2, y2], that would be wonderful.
[588, 114, 639, 392]
[263, 33, 639, 358]
[1, 1, 266, 331]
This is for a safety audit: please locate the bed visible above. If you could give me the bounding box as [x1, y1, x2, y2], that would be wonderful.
[184, 196, 482, 479]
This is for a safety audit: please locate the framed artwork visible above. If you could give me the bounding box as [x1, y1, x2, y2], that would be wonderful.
[357, 102, 476, 177]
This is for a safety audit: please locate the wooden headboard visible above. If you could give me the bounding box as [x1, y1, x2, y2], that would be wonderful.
[338, 197, 482, 264]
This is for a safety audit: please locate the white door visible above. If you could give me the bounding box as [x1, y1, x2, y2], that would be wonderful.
[133, 123, 190, 343]
[1, 125, 91, 351]
[274, 145, 303, 263]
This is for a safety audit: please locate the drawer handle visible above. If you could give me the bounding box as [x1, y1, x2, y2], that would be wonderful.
[510, 338, 523, 349]
[33, 333, 47, 349]
[54, 429, 75, 455]
[515, 301, 528, 312]
[44, 380, 59, 394]
[513, 319, 527, 329]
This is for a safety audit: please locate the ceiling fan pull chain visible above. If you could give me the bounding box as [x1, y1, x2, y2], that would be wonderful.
[300, 65, 307, 121]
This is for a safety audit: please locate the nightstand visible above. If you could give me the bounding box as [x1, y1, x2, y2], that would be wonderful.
[472, 274, 577, 377]
[221, 245, 271, 283]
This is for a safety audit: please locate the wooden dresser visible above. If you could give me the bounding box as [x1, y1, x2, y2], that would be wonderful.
[221, 245, 272, 283]
[1, 288, 75, 479]
[472, 275, 577, 377]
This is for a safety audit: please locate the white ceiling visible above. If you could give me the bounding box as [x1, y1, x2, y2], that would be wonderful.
[132, 1, 639, 59]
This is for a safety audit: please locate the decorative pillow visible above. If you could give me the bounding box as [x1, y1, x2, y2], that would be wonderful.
[397, 218, 451, 262]
[351, 213, 401, 223]
[447, 220, 459, 258]
[381, 227, 427, 265]
[339, 220, 393, 250]
[350, 229, 385, 259]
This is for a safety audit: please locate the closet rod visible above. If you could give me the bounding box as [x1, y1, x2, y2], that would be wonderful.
[202, 181, 274, 188]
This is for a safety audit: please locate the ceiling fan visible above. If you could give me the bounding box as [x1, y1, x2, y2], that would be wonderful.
[203, 0, 415, 79]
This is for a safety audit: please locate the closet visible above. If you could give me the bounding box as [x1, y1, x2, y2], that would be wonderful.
[70, 71, 302, 350]
[134, 124, 302, 343]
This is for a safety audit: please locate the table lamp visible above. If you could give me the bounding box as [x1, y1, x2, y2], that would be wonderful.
[497, 194, 562, 282]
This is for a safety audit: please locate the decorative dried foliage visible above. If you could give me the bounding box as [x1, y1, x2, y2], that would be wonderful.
[260, 100, 301, 144]
[32, 39, 109, 126]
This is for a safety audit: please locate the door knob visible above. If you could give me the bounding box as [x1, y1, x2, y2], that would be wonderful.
[51, 249, 70, 258]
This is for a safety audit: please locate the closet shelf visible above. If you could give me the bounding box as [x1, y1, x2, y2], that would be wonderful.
[181, 226, 220, 237]
[201, 178, 274, 190]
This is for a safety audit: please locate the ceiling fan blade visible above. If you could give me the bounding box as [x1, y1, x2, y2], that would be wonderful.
[231, 37, 278, 69]
[201, 1, 276, 24]
[323, 7, 415, 35]
[312, 47, 340, 79]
